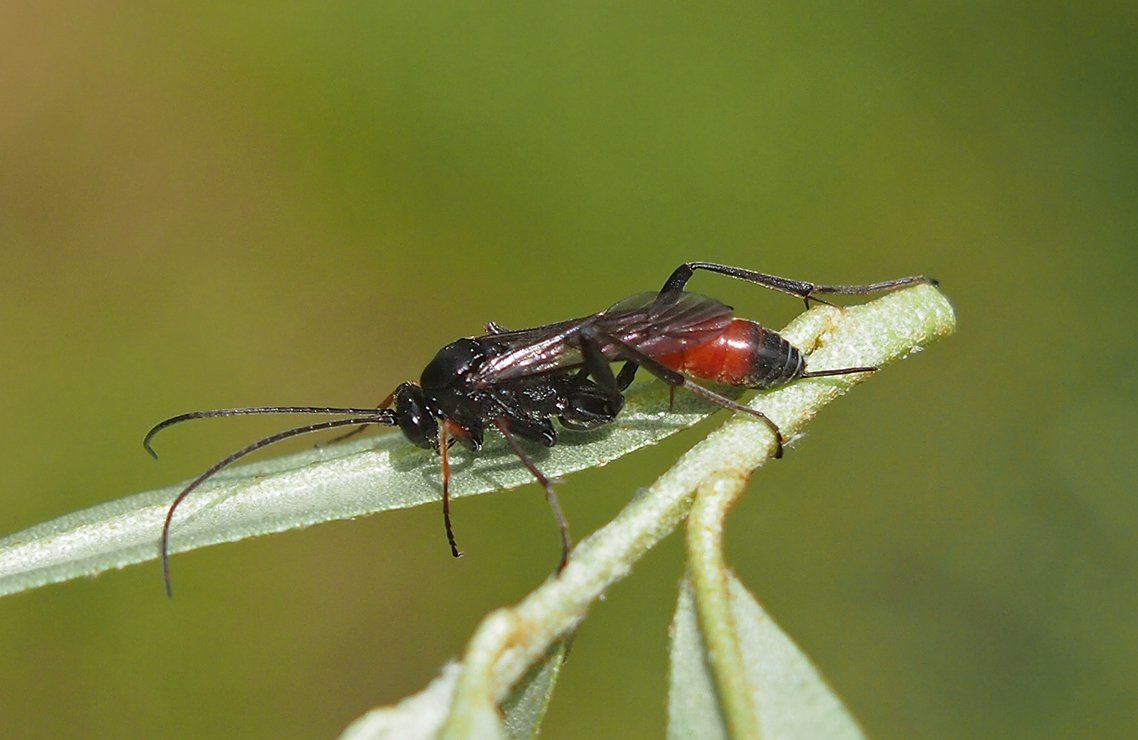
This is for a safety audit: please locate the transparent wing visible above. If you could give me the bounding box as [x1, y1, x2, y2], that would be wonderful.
[470, 291, 734, 384]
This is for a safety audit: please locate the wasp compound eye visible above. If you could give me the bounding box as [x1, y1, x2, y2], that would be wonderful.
[394, 383, 437, 450]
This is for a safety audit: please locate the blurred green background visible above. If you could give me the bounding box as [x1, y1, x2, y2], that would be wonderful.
[2, 3, 1135, 738]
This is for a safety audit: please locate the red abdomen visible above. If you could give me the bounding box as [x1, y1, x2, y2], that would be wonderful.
[657, 319, 804, 389]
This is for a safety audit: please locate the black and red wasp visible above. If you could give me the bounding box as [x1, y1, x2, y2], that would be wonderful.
[145, 262, 934, 594]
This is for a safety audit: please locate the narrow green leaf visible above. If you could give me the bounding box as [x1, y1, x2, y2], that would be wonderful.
[0, 283, 953, 612]
[0, 382, 714, 597]
[686, 473, 761, 739]
[501, 641, 569, 740]
[726, 573, 864, 739]
[340, 639, 567, 740]
[339, 663, 460, 740]
[668, 578, 728, 740]
[669, 575, 865, 740]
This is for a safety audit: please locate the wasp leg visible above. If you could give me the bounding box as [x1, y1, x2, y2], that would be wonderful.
[615, 361, 639, 391]
[438, 422, 463, 559]
[495, 411, 557, 447]
[660, 262, 935, 310]
[579, 325, 786, 458]
[559, 335, 627, 430]
[558, 379, 623, 430]
[493, 417, 572, 573]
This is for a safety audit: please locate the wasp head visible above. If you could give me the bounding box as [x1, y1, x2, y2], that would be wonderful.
[392, 382, 439, 451]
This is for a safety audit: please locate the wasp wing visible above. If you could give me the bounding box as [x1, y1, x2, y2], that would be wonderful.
[470, 291, 734, 384]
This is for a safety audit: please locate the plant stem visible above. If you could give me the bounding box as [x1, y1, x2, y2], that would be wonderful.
[687, 472, 760, 740]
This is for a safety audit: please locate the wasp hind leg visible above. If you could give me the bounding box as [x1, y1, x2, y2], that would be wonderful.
[493, 417, 572, 573]
[559, 335, 628, 430]
[578, 324, 786, 458]
[659, 261, 935, 310]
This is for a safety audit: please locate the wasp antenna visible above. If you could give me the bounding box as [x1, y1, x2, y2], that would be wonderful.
[160, 412, 397, 597]
[144, 406, 392, 459]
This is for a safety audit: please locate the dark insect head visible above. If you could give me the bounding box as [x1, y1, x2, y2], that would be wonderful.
[392, 382, 438, 450]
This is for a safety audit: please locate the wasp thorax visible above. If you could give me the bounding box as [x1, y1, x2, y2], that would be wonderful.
[420, 338, 486, 390]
